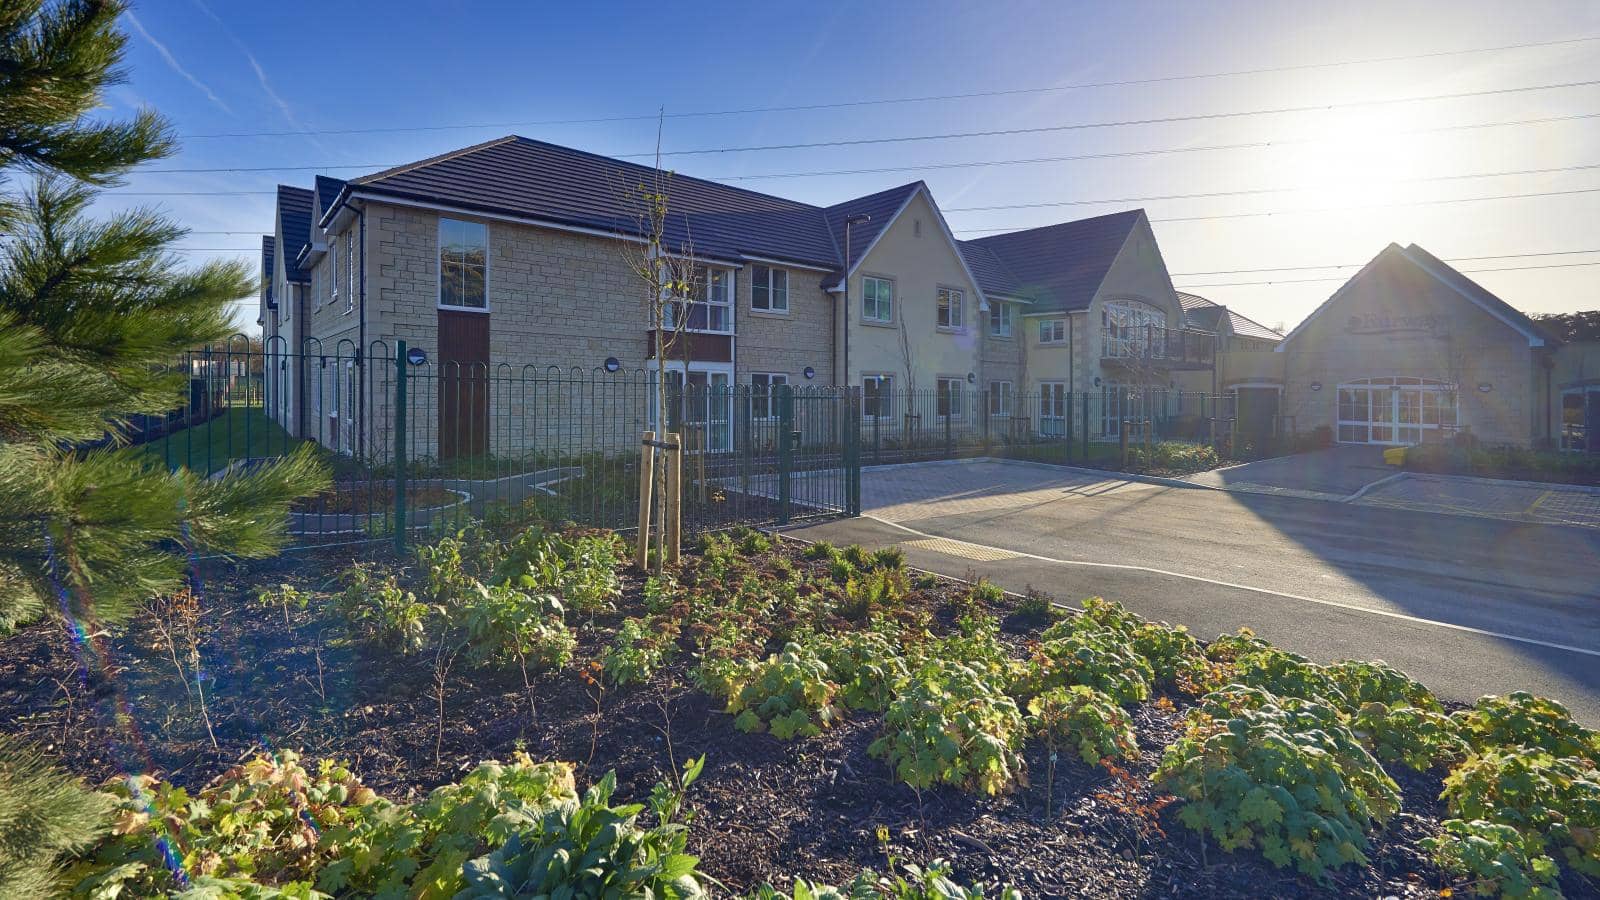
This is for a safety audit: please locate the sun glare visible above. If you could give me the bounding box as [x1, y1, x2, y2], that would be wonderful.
[1268, 107, 1429, 210]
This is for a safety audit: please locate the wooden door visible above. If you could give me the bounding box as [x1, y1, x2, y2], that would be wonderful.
[438, 309, 489, 460]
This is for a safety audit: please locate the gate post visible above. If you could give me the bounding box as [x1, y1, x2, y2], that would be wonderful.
[393, 340, 408, 555]
[1081, 393, 1091, 462]
[845, 387, 862, 516]
[776, 384, 794, 525]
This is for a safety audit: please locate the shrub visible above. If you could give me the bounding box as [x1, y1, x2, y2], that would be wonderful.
[1439, 750, 1600, 880]
[928, 611, 1016, 681]
[556, 533, 624, 614]
[968, 579, 1004, 605]
[1349, 702, 1468, 771]
[1128, 441, 1220, 474]
[842, 544, 873, 570]
[1325, 659, 1441, 713]
[1453, 692, 1600, 763]
[838, 566, 909, 621]
[806, 629, 908, 712]
[1026, 685, 1139, 765]
[724, 643, 842, 740]
[870, 661, 1027, 795]
[604, 616, 680, 687]
[1014, 629, 1153, 705]
[1421, 818, 1561, 899]
[1154, 691, 1401, 880]
[732, 525, 771, 555]
[1045, 598, 1205, 689]
[337, 565, 435, 653]
[461, 581, 576, 673]
[801, 540, 837, 561]
[1014, 590, 1064, 624]
[871, 546, 906, 571]
[1225, 645, 1347, 707]
[642, 573, 681, 616]
[456, 770, 708, 899]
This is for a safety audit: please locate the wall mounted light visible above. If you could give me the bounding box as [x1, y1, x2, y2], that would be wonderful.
[1310, 382, 1322, 392]
[604, 356, 620, 372]
[1093, 376, 1102, 387]
[967, 372, 976, 384]
[406, 347, 428, 366]
[1478, 382, 1493, 393]
[803, 366, 816, 380]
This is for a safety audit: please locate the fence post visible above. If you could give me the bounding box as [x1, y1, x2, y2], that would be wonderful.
[873, 403, 881, 466]
[981, 389, 990, 454]
[393, 340, 408, 555]
[1081, 392, 1091, 462]
[664, 432, 682, 566]
[776, 384, 794, 525]
[944, 404, 953, 459]
[845, 387, 862, 516]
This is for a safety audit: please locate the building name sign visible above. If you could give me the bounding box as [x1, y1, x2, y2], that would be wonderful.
[1344, 312, 1447, 338]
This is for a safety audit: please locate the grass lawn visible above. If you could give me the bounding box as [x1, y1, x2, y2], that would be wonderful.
[132, 406, 319, 474]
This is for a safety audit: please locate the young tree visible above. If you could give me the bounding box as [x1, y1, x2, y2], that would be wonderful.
[0, 0, 328, 631]
[616, 116, 697, 571]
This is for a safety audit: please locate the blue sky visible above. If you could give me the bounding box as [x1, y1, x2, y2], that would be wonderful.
[104, 1, 1600, 333]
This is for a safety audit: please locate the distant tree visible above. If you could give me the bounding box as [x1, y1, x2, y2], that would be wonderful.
[1531, 310, 1600, 343]
[0, 0, 328, 632]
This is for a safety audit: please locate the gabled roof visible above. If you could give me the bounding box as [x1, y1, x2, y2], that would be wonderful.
[821, 181, 922, 272]
[346, 135, 839, 267]
[1177, 290, 1282, 341]
[1278, 243, 1552, 349]
[275, 185, 313, 283]
[314, 175, 345, 224]
[964, 209, 1145, 314]
[957, 241, 1026, 298]
[260, 235, 276, 308]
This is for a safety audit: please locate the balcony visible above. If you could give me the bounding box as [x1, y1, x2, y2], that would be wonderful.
[1101, 325, 1215, 370]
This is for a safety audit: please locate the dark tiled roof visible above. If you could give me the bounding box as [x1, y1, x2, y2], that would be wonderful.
[1177, 290, 1282, 341]
[314, 175, 345, 223]
[821, 181, 923, 274]
[276, 185, 313, 282]
[260, 235, 275, 307]
[965, 209, 1144, 314]
[957, 241, 1025, 298]
[351, 136, 839, 267]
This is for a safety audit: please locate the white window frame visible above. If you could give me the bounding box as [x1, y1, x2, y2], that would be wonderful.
[862, 373, 894, 419]
[1335, 377, 1459, 446]
[438, 217, 490, 312]
[750, 265, 789, 314]
[345, 231, 356, 314]
[667, 265, 734, 334]
[936, 287, 964, 331]
[749, 372, 789, 420]
[862, 276, 893, 324]
[988, 380, 1013, 416]
[936, 376, 965, 420]
[329, 236, 339, 306]
[989, 301, 1013, 338]
[650, 360, 734, 452]
[1102, 299, 1166, 359]
[1039, 381, 1067, 436]
[1039, 318, 1066, 344]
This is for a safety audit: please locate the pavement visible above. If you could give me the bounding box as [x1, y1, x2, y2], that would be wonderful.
[781, 458, 1600, 723]
[1183, 445, 1396, 500]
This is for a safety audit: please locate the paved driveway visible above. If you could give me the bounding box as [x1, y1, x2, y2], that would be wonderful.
[787, 458, 1600, 722]
[1183, 445, 1394, 499]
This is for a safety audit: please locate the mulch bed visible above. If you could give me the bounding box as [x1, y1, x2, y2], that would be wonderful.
[293, 483, 462, 514]
[0, 540, 1492, 898]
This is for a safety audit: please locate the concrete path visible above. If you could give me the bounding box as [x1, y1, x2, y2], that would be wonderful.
[1182, 445, 1394, 500]
[782, 458, 1600, 723]
[1358, 472, 1600, 528]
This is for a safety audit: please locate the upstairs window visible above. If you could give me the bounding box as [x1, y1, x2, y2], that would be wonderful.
[1039, 318, 1066, 344]
[862, 276, 893, 323]
[668, 265, 733, 332]
[751, 265, 789, 313]
[989, 301, 1013, 337]
[936, 287, 964, 330]
[439, 218, 488, 310]
[329, 236, 338, 305]
[345, 231, 356, 313]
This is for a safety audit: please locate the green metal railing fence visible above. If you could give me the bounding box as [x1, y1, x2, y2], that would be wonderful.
[142, 337, 1287, 551]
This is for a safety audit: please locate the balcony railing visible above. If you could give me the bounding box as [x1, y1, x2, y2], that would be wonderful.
[1101, 325, 1215, 369]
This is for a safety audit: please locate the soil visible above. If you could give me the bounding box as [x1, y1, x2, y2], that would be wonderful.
[0, 541, 1578, 898]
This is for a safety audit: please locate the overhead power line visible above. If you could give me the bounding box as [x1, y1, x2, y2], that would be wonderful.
[1169, 249, 1600, 277]
[953, 187, 1600, 233]
[1178, 260, 1600, 288]
[942, 164, 1600, 214]
[180, 34, 1600, 140]
[134, 80, 1600, 175]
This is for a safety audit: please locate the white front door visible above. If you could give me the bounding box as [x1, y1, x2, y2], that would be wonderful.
[656, 362, 733, 452]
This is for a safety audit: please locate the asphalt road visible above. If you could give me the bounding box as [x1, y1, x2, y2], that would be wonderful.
[784, 459, 1600, 723]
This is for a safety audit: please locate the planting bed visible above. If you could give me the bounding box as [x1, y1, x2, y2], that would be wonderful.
[2, 521, 1597, 898]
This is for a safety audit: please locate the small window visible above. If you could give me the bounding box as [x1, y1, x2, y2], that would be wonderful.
[936, 287, 964, 330]
[751, 265, 789, 313]
[440, 218, 488, 310]
[329, 237, 338, 305]
[862, 373, 893, 418]
[862, 276, 893, 323]
[1039, 318, 1066, 344]
[936, 377, 964, 419]
[989, 381, 1013, 416]
[750, 373, 789, 419]
[989, 301, 1013, 337]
